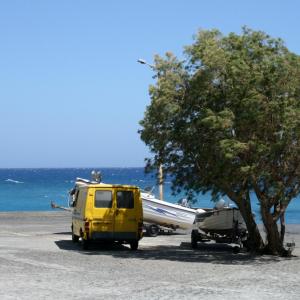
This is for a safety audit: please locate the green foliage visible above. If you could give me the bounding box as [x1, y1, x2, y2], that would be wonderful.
[140, 27, 300, 228]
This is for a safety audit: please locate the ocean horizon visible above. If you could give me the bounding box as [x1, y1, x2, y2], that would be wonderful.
[0, 168, 299, 224]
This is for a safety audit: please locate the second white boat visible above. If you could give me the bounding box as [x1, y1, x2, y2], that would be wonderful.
[141, 192, 205, 230]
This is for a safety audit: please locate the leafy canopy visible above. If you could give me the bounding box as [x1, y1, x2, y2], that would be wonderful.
[140, 28, 300, 208]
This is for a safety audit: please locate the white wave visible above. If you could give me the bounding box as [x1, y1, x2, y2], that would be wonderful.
[5, 179, 24, 184]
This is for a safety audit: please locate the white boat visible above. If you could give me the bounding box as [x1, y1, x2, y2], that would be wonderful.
[141, 192, 205, 230]
[194, 207, 246, 234]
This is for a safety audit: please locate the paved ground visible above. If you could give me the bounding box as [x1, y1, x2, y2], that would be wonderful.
[0, 211, 299, 300]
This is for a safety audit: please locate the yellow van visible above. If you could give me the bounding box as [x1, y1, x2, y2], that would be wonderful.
[71, 183, 143, 250]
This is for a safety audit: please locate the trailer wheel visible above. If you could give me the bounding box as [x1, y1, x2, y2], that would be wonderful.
[191, 230, 198, 249]
[232, 246, 240, 254]
[242, 240, 251, 252]
[147, 224, 159, 237]
[130, 240, 139, 250]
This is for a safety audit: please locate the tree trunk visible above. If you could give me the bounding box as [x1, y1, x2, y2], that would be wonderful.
[260, 204, 287, 256]
[280, 211, 285, 244]
[235, 194, 265, 253]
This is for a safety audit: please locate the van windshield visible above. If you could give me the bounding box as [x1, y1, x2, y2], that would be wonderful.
[95, 190, 112, 208]
[117, 191, 134, 209]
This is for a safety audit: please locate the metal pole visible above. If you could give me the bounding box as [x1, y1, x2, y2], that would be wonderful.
[138, 58, 164, 201]
[158, 163, 163, 200]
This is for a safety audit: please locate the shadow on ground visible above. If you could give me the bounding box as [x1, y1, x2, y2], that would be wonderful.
[54, 237, 292, 265]
[53, 232, 72, 235]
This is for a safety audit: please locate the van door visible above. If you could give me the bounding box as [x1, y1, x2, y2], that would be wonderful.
[91, 188, 115, 239]
[72, 188, 87, 237]
[114, 188, 138, 239]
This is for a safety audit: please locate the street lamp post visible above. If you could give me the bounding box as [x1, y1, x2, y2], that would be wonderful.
[138, 58, 164, 201]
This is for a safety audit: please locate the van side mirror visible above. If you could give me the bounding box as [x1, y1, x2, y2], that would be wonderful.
[69, 188, 78, 207]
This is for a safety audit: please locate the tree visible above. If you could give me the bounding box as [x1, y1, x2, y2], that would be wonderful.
[139, 28, 300, 256]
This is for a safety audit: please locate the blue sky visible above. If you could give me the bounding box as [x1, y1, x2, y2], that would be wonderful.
[0, 1, 299, 168]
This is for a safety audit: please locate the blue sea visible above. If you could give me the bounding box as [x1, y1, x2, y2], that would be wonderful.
[0, 168, 299, 224]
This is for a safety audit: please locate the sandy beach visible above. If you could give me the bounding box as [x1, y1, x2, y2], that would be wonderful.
[0, 211, 299, 300]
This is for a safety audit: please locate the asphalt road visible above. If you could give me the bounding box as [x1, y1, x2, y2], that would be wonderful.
[0, 211, 299, 300]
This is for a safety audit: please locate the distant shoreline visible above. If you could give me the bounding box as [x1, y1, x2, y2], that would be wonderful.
[1, 167, 299, 224]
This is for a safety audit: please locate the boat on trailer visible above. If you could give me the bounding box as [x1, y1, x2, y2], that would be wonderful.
[141, 191, 205, 233]
[191, 205, 249, 252]
[195, 207, 246, 234]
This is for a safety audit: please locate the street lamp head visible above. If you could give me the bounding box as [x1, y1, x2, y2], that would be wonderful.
[137, 58, 147, 65]
[137, 58, 154, 69]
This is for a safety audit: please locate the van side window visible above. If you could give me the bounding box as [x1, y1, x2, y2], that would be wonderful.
[95, 190, 112, 208]
[117, 191, 134, 209]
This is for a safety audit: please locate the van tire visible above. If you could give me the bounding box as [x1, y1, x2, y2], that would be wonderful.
[72, 233, 79, 243]
[130, 240, 138, 250]
[82, 239, 90, 250]
[72, 229, 79, 243]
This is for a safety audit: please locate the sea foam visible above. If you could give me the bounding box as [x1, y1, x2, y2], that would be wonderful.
[5, 179, 24, 184]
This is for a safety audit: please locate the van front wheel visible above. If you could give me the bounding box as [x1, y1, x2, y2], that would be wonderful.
[130, 240, 138, 251]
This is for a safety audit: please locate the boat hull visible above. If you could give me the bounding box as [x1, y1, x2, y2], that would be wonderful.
[141, 193, 204, 230]
[195, 207, 246, 233]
